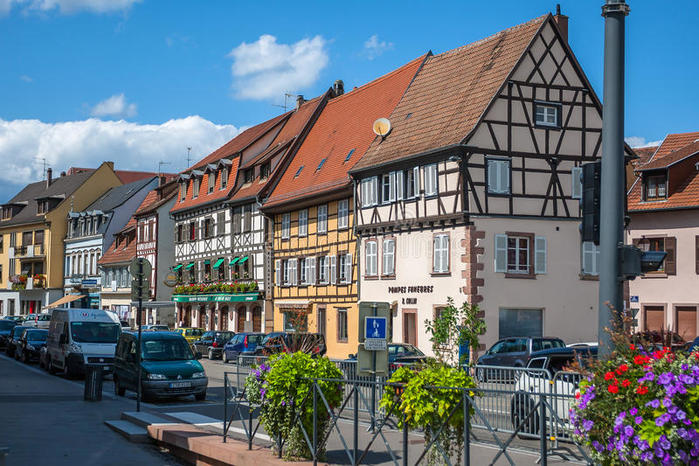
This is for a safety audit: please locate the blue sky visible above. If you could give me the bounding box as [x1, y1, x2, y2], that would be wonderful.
[0, 0, 697, 200]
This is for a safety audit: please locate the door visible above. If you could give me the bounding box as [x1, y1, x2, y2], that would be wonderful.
[252, 306, 262, 332]
[316, 307, 326, 339]
[197, 305, 205, 328]
[402, 310, 417, 346]
[220, 306, 229, 331]
[676, 306, 697, 341]
[237, 306, 246, 332]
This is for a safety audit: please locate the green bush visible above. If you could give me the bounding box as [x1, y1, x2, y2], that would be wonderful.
[381, 362, 477, 465]
[246, 352, 343, 460]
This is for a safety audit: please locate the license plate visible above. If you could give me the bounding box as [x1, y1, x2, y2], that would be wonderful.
[169, 382, 191, 388]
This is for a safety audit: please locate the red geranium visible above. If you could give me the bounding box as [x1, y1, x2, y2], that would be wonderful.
[621, 379, 631, 388]
[636, 385, 648, 395]
[616, 364, 629, 375]
[604, 371, 615, 381]
[608, 385, 619, 394]
[634, 355, 650, 365]
[629, 344, 636, 351]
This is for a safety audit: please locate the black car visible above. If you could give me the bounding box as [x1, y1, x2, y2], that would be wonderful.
[192, 331, 235, 359]
[478, 337, 566, 368]
[16, 328, 48, 363]
[0, 319, 18, 348]
[346, 343, 427, 373]
[254, 332, 326, 357]
[6, 326, 29, 358]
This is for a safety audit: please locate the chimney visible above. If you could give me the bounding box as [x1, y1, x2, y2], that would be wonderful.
[333, 79, 344, 97]
[295, 95, 305, 110]
[46, 168, 52, 188]
[159, 175, 167, 187]
[554, 4, 569, 44]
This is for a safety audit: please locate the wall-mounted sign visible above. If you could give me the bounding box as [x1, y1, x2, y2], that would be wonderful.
[630, 296, 639, 303]
[402, 297, 417, 305]
[388, 285, 434, 294]
[172, 292, 261, 303]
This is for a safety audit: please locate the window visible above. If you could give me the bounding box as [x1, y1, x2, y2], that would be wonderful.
[232, 207, 242, 234]
[487, 158, 511, 194]
[288, 259, 297, 286]
[203, 218, 213, 238]
[360, 177, 378, 207]
[403, 310, 417, 346]
[337, 309, 348, 342]
[221, 168, 228, 190]
[339, 253, 352, 284]
[176, 224, 183, 242]
[208, 172, 215, 193]
[34, 230, 44, 246]
[495, 233, 546, 277]
[405, 167, 419, 198]
[645, 174, 667, 201]
[637, 237, 676, 275]
[0, 235, 3, 253]
[260, 163, 270, 180]
[179, 182, 186, 201]
[281, 213, 290, 239]
[294, 166, 304, 178]
[22, 231, 33, 246]
[381, 173, 396, 204]
[299, 258, 307, 284]
[365, 241, 377, 277]
[317, 205, 327, 234]
[243, 209, 252, 233]
[424, 164, 438, 196]
[344, 149, 355, 162]
[582, 241, 600, 276]
[507, 236, 529, 274]
[316, 158, 327, 171]
[329, 255, 337, 284]
[676, 306, 697, 341]
[499, 309, 543, 339]
[643, 305, 665, 332]
[301, 257, 315, 285]
[192, 177, 200, 198]
[37, 200, 48, 214]
[189, 221, 196, 241]
[244, 169, 253, 183]
[2, 207, 11, 220]
[433, 234, 449, 273]
[534, 102, 561, 128]
[217, 212, 226, 236]
[382, 238, 395, 276]
[318, 256, 329, 284]
[571, 166, 583, 199]
[338, 199, 349, 229]
[298, 210, 308, 237]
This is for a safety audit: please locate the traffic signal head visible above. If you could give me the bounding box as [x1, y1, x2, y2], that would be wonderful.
[581, 161, 601, 245]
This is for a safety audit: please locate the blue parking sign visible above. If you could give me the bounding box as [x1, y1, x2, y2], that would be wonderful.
[365, 316, 387, 340]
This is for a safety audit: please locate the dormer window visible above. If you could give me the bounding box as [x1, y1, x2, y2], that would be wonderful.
[179, 182, 186, 202]
[260, 163, 270, 180]
[192, 177, 200, 198]
[534, 102, 561, 128]
[208, 172, 215, 194]
[645, 174, 667, 201]
[221, 168, 228, 190]
[2, 207, 10, 220]
[37, 200, 49, 215]
[244, 169, 253, 183]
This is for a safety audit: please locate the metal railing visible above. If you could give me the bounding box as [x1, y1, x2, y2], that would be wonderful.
[222, 367, 592, 466]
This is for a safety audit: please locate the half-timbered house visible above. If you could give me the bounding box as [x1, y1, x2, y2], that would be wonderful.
[262, 58, 425, 359]
[350, 12, 632, 354]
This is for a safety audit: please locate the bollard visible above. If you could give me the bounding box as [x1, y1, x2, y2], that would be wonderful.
[223, 375, 228, 443]
[463, 391, 470, 466]
[84, 364, 104, 401]
[539, 394, 547, 466]
[402, 413, 408, 466]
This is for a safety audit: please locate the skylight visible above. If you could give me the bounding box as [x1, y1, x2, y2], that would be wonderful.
[294, 166, 304, 178]
[344, 149, 355, 162]
[316, 158, 327, 171]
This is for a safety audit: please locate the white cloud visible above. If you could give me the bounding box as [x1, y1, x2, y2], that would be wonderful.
[228, 34, 328, 100]
[625, 136, 663, 148]
[91, 93, 137, 119]
[0, 116, 240, 195]
[19, 75, 33, 83]
[0, 0, 139, 15]
[363, 34, 393, 60]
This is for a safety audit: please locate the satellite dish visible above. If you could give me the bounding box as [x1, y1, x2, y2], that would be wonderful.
[372, 118, 392, 138]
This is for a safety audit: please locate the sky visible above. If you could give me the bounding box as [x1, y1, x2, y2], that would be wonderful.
[0, 0, 697, 201]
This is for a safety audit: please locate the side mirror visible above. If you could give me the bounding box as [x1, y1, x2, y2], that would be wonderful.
[194, 352, 202, 360]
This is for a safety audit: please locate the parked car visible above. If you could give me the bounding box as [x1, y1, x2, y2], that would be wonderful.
[683, 337, 699, 353]
[192, 331, 235, 359]
[254, 332, 327, 357]
[142, 324, 170, 331]
[39, 345, 49, 370]
[346, 343, 427, 372]
[2, 316, 24, 322]
[222, 333, 264, 363]
[0, 319, 18, 348]
[23, 313, 52, 329]
[113, 331, 207, 401]
[46, 308, 121, 377]
[174, 327, 204, 343]
[478, 337, 565, 370]
[16, 328, 48, 363]
[510, 347, 596, 438]
[6, 325, 29, 358]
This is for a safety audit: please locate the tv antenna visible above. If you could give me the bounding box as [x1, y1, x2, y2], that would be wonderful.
[272, 93, 295, 112]
[186, 147, 192, 168]
[35, 157, 48, 180]
[158, 161, 171, 176]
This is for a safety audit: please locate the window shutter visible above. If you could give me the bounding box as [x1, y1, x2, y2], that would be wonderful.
[441, 235, 449, 272]
[571, 166, 583, 199]
[495, 234, 508, 272]
[309, 257, 316, 284]
[289, 258, 297, 285]
[665, 237, 676, 275]
[275, 260, 281, 286]
[695, 236, 699, 275]
[395, 171, 404, 200]
[488, 160, 498, 193]
[433, 236, 440, 272]
[501, 161, 510, 194]
[323, 255, 330, 283]
[330, 255, 337, 284]
[534, 236, 547, 274]
[345, 253, 352, 284]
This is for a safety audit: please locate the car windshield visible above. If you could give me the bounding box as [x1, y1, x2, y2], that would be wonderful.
[142, 338, 195, 361]
[248, 334, 264, 344]
[216, 332, 234, 341]
[37, 315, 51, 321]
[402, 345, 424, 356]
[0, 321, 15, 330]
[70, 322, 120, 343]
[14, 327, 28, 338]
[27, 331, 48, 342]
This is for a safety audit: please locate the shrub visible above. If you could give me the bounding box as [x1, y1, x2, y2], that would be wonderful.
[245, 352, 343, 460]
[571, 346, 699, 465]
[380, 362, 477, 465]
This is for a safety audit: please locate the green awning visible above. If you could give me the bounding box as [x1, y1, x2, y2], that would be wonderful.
[204, 259, 211, 265]
[229, 257, 240, 265]
[173, 264, 183, 271]
[185, 262, 195, 270]
[238, 256, 248, 264]
[213, 258, 224, 268]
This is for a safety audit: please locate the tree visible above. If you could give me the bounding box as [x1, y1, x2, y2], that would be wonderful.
[424, 297, 486, 366]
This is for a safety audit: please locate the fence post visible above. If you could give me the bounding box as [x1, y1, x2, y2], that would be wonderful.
[248, 399, 253, 450]
[313, 382, 318, 466]
[223, 375, 228, 443]
[402, 412, 408, 466]
[539, 393, 547, 466]
[463, 390, 470, 466]
[353, 381, 359, 466]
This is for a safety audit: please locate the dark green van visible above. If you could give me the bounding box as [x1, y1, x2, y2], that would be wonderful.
[113, 331, 207, 401]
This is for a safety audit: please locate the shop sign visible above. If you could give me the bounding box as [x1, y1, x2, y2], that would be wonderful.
[388, 285, 434, 294]
[172, 292, 261, 303]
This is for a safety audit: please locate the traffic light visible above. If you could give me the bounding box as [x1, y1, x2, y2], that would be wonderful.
[581, 161, 601, 245]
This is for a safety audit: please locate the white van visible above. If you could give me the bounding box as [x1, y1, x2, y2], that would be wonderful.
[46, 308, 121, 377]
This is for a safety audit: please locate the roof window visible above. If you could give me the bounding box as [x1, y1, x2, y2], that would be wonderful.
[316, 158, 327, 171]
[344, 149, 355, 163]
[294, 166, 304, 178]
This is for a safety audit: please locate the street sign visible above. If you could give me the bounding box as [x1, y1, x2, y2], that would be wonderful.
[630, 295, 639, 303]
[131, 278, 150, 301]
[358, 301, 391, 342]
[357, 344, 388, 376]
[163, 273, 178, 288]
[365, 316, 387, 339]
[129, 257, 152, 278]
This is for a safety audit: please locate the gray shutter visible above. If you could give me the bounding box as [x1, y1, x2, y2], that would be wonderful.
[571, 166, 583, 199]
[345, 253, 352, 284]
[309, 257, 316, 284]
[487, 160, 498, 193]
[534, 236, 547, 274]
[433, 236, 440, 272]
[275, 260, 281, 286]
[495, 234, 508, 272]
[330, 255, 337, 284]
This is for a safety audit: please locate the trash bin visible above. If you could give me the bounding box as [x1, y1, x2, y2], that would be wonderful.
[84, 364, 104, 401]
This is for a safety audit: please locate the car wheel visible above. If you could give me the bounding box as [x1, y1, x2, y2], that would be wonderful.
[63, 361, 75, 379]
[195, 391, 206, 401]
[114, 376, 126, 397]
[22, 351, 29, 364]
[47, 357, 57, 375]
[511, 393, 539, 439]
[207, 348, 213, 360]
[222, 352, 228, 364]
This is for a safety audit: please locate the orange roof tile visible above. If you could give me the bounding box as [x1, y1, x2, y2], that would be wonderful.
[134, 181, 178, 217]
[639, 141, 699, 171]
[628, 170, 699, 212]
[631, 146, 658, 168]
[351, 15, 547, 171]
[171, 156, 240, 213]
[99, 218, 137, 265]
[650, 132, 699, 161]
[263, 55, 427, 209]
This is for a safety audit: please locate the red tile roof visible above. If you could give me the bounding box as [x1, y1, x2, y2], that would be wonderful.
[650, 132, 699, 161]
[351, 15, 547, 171]
[639, 141, 699, 171]
[99, 218, 137, 265]
[134, 181, 178, 217]
[631, 146, 658, 168]
[170, 156, 240, 213]
[263, 55, 427, 209]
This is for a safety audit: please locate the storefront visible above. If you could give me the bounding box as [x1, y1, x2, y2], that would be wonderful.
[173, 292, 265, 332]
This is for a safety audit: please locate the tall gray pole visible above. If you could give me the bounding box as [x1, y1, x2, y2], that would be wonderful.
[598, 0, 630, 357]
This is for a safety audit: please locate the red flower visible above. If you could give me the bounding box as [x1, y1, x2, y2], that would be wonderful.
[634, 355, 649, 365]
[653, 350, 664, 359]
[608, 385, 619, 394]
[604, 371, 615, 381]
[636, 385, 648, 395]
[629, 344, 636, 351]
[621, 379, 631, 388]
[616, 364, 629, 375]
